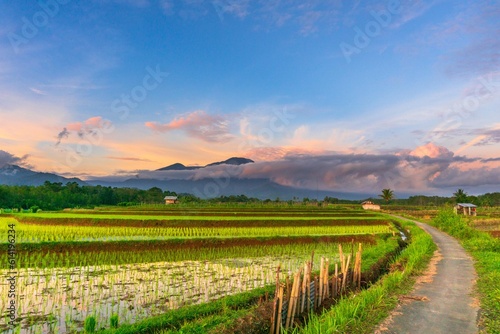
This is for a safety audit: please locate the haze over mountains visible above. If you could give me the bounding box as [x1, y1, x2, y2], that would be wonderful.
[0, 157, 373, 200]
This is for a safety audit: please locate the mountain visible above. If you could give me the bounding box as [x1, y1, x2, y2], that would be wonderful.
[205, 157, 254, 167]
[157, 157, 254, 171]
[156, 163, 201, 171]
[0, 164, 86, 186]
[86, 177, 370, 200]
[0, 158, 374, 200]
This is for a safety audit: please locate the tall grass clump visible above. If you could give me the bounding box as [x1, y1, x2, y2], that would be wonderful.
[84, 315, 96, 333]
[110, 314, 119, 329]
[430, 209, 500, 333]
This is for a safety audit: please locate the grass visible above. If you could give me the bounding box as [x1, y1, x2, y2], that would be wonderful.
[2, 221, 392, 243]
[0, 207, 407, 333]
[429, 210, 500, 334]
[0, 234, 390, 268]
[15, 212, 385, 221]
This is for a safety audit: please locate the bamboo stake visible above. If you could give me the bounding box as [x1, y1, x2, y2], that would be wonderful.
[271, 266, 281, 334]
[285, 275, 291, 302]
[333, 262, 338, 297]
[275, 284, 284, 334]
[288, 270, 301, 327]
[338, 244, 344, 273]
[324, 258, 330, 299]
[319, 257, 324, 304]
[342, 254, 351, 291]
[300, 263, 308, 313]
[358, 243, 362, 288]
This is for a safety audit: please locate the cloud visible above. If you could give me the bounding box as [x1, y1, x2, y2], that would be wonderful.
[132, 142, 500, 194]
[107, 0, 150, 7]
[409, 142, 454, 159]
[56, 128, 70, 146]
[129, 143, 500, 194]
[390, 0, 439, 29]
[159, 0, 174, 15]
[56, 116, 111, 145]
[472, 128, 500, 146]
[29, 87, 47, 95]
[145, 110, 233, 142]
[0, 150, 29, 168]
[106, 156, 154, 162]
[432, 166, 500, 187]
[212, 0, 251, 20]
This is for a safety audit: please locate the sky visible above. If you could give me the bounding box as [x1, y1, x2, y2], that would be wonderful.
[0, 0, 499, 196]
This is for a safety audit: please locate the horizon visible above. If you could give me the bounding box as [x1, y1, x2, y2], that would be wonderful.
[1, 1, 499, 196]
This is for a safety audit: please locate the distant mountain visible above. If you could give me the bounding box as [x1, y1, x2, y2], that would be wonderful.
[86, 177, 370, 200]
[206, 157, 254, 167]
[0, 158, 374, 200]
[156, 163, 201, 171]
[0, 164, 86, 186]
[157, 157, 254, 171]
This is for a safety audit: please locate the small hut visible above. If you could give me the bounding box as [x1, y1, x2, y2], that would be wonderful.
[164, 196, 178, 205]
[454, 203, 477, 216]
[361, 201, 380, 210]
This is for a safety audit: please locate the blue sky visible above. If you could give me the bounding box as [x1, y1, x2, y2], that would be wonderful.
[0, 0, 499, 195]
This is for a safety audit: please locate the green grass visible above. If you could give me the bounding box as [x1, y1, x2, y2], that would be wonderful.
[0, 235, 395, 269]
[15, 212, 384, 221]
[2, 221, 392, 243]
[429, 210, 500, 334]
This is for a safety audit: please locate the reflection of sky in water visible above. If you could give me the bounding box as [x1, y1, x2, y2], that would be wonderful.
[0, 251, 340, 333]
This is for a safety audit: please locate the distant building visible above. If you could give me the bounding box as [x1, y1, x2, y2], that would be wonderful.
[361, 201, 380, 210]
[164, 196, 178, 204]
[454, 203, 477, 216]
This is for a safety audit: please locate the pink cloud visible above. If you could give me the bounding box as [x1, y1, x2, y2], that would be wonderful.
[145, 110, 233, 142]
[66, 116, 104, 132]
[56, 116, 110, 145]
[410, 142, 453, 158]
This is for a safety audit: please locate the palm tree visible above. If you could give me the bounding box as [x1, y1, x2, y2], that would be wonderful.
[379, 188, 395, 203]
[453, 189, 468, 203]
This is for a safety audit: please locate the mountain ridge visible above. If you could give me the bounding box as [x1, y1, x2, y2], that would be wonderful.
[157, 157, 254, 171]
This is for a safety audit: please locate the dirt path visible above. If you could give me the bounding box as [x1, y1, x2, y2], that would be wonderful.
[377, 216, 479, 334]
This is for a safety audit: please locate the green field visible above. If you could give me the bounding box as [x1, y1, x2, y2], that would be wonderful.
[0, 206, 405, 333]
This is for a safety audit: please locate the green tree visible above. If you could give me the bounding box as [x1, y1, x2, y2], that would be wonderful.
[453, 188, 468, 203]
[379, 188, 395, 202]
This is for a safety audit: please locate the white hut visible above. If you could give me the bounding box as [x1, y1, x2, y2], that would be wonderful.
[164, 196, 178, 204]
[361, 201, 380, 210]
[454, 203, 477, 216]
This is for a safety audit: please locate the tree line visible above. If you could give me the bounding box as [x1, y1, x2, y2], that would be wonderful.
[0, 182, 498, 211]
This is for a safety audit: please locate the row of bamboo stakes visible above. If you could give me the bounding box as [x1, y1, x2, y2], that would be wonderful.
[270, 243, 363, 334]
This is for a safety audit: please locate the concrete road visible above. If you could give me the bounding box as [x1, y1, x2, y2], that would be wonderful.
[378, 216, 479, 334]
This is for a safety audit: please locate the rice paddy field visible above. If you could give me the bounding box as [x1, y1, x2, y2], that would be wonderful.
[0, 205, 402, 333]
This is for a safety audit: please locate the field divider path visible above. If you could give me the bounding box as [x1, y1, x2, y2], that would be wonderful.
[379, 215, 479, 334]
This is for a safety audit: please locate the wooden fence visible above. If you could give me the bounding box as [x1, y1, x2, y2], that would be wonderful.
[270, 243, 362, 334]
